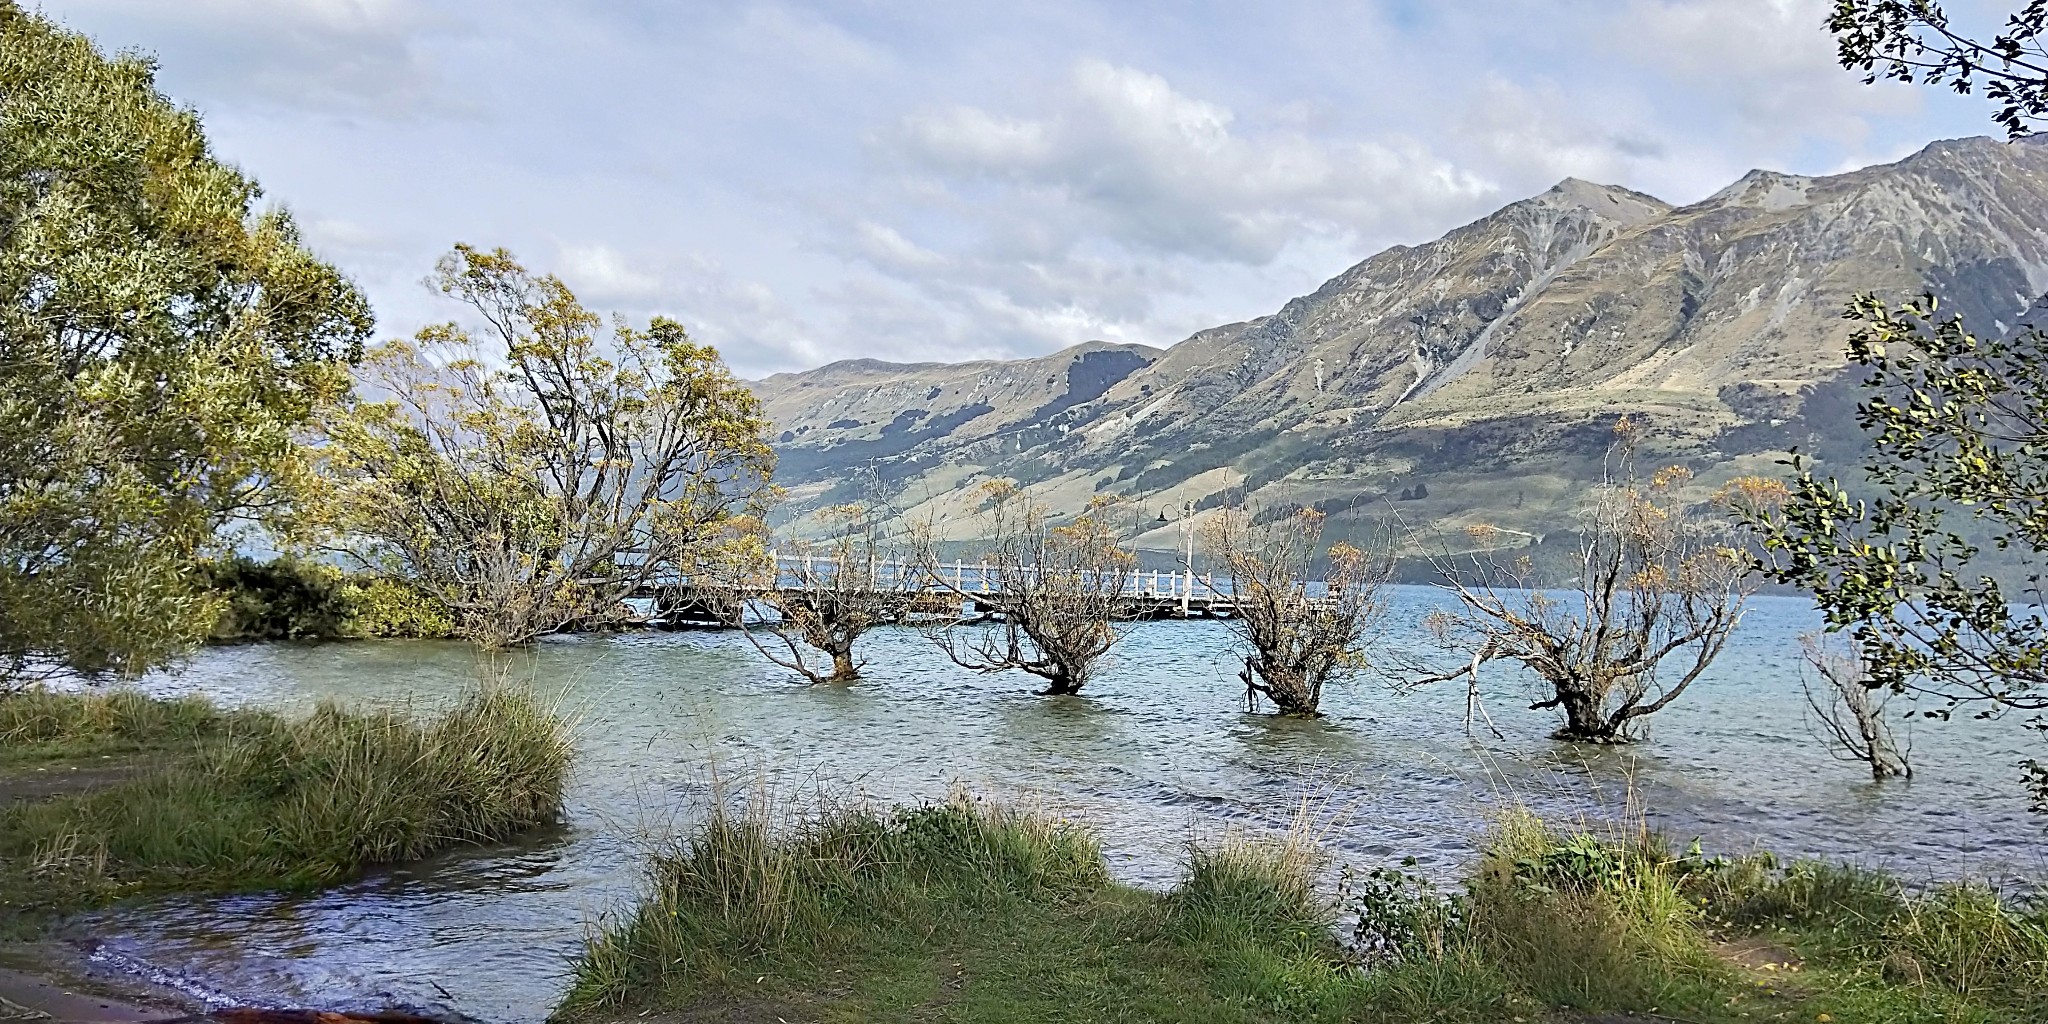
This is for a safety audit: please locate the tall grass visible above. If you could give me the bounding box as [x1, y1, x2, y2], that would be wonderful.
[558, 785, 2048, 1024]
[1458, 810, 1728, 1012]
[1167, 828, 1325, 934]
[0, 687, 237, 759]
[561, 788, 1107, 1016]
[0, 685, 572, 914]
[1696, 851, 2048, 1014]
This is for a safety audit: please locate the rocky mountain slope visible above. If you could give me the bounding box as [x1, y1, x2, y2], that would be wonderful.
[751, 136, 2048, 553]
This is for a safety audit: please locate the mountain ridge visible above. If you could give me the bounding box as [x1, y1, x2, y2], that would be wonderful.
[749, 136, 2048, 551]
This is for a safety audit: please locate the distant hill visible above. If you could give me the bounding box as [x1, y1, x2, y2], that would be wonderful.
[750, 136, 2048, 557]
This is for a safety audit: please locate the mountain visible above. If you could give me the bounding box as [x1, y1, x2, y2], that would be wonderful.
[751, 136, 2048, 552]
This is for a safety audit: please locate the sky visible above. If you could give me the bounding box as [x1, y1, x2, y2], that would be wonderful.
[31, 0, 2005, 378]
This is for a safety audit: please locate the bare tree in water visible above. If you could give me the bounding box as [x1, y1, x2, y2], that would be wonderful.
[732, 505, 906, 684]
[1800, 633, 1913, 780]
[917, 484, 1134, 695]
[1206, 507, 1390, 716]
[1413, 423, 1758, 743]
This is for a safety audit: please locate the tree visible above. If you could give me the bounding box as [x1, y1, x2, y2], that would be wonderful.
[1746, 1, 2048, 807]
[919, 485, 1134, 696]
[1745, 300, 2047, 796]
[0, 5, 372, 686]
[733, 504, 908, 684]
[1204, 507, 1389, 717]
[308, 246, 774, 649]
[1415, 427, 1755, 743]
[1799, 633, 1913, 781]
[1828, 1, 2047, 138]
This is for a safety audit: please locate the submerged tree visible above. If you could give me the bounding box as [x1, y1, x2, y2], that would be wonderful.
[1, 5, 372, 686]
[1205, 507, 1390, 717]
[1745, 299, 2047, 799]
[919, 485, 1134, 696]
[1799, 634, 1914, 781]
[1415, 427, 1755, 743]
[733, 505, 907, 684]
[1745, 1, 2048, 807]
[308, 246, 774, 649]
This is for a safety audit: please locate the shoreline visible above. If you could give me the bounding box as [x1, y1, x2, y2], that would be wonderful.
[0, 942, 195, 1024]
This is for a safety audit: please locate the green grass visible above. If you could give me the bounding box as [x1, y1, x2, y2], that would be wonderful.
[0, 687, 246, 765]
[0, 685, 572, 924]
[558, 794, 2048, 1024]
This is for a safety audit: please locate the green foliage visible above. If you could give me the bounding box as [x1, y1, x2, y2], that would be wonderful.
[336, 575, 454, 639]
[0, 685, 570, 918]
[1828, 1, 2048, 139]
[1743, 297, 2048, 802]
[204, 556, 452, 640]
[204, 555, 350, 641]
[307, 246, 773, 650]
[0, 5, 372, 686]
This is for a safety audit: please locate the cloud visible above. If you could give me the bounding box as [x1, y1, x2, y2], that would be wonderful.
[39, 0, 456, 115]
[885, 59, 1496, 264]
[29, 0, 1993, 377]
[841, 58, 1515, 360]
[1610, 0, 1922, 146]
[556, 243, 665, 304]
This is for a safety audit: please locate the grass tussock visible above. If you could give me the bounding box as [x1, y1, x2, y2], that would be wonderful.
[0, 687, 241, 762]
[562, 790, 1108, 1016]
[557, 784, 2048, 1024]
[1457, 810, 1728, 1011]
[1695, 851, 2048, 1018]
[0, 685, 571, 919]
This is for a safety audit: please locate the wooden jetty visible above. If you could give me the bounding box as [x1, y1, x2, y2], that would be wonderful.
[634, 554, 1249, 629]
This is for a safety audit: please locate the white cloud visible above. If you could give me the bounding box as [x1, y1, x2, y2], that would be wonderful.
[27, 0, 1994, 376]
[886, 59, 1496, 264]
[39, 0, 457, 115]
[1610, 0, 1922, 146]
[556, 243, 665, 304]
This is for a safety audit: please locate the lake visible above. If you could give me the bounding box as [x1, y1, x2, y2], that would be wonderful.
[69, 587, 2045, 1022]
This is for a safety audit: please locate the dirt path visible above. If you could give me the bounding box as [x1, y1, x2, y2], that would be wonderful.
[0, 759, 154, 806]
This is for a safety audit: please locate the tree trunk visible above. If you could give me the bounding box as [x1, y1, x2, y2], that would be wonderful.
[828, 647, 860, 683]
[1036, 668, 1084, 696]
[1549, 685, 1621, 742]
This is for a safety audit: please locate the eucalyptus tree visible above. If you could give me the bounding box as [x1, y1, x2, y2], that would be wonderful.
[1, 4, 372, 686]
[309, 247, 775, 649]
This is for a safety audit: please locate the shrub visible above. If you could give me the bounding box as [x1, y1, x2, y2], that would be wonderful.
[203, 556, 454, 641]
[338, 576, 455, 639]
[204, 555, 350, 641]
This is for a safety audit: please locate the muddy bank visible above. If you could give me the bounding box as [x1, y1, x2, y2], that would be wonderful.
[0, 943, 191, 1023]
